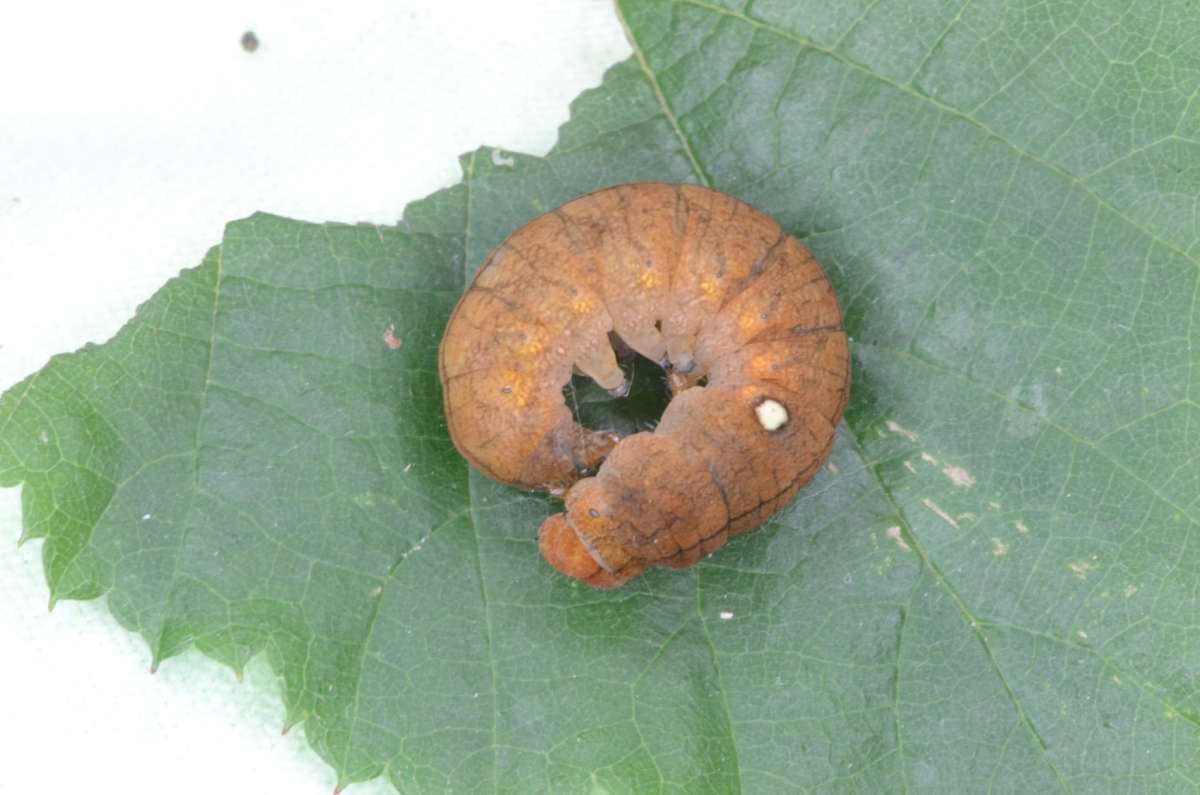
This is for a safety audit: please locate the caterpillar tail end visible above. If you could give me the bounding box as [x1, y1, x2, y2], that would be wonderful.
[537, 513, 632, 589]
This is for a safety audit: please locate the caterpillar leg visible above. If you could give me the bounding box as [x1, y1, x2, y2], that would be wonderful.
[571, 339, 627, 395]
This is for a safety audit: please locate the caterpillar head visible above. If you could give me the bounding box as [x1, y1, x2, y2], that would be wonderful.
[536, 478, 645, 588]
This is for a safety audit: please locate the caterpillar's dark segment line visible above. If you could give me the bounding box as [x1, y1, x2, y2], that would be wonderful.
[439, 183, 851, 588]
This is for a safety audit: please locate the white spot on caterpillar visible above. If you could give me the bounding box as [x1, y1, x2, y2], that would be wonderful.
[903, 460, 918, 474]
[1068, 561, 1093, 580]
[718, 611, 734, 620]
[942, 465, 975, 487]
[886, 420, 918, 442]
[490, 149, 516, 168]
[886, 526, 911, 551]
[920, 452, 938, 466]
[921, 498, 959, 529]
[755, 399, 788, 431]
[991, 537, 1008, 556]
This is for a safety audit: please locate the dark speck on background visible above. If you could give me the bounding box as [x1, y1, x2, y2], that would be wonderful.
[241, 31, 259, 52]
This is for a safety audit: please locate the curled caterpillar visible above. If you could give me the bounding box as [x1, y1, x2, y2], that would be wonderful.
[439, 183, 850, 588]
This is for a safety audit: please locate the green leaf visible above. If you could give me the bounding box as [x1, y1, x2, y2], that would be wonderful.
[3, 0, 1199, 791]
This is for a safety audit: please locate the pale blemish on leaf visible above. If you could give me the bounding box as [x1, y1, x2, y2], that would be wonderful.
[827, 462, 839, 475]
[1069, 561, 1093, 580]
[942, 464, 975, 487]
[1124, 585, 1139, 598]
[886, 420, 918, 442]
[886, 525, 911, 551]
[903, 460, 917, 473]
[920, 452, 938, 466]
[718, 611, 733, 620]
[956, 512, 976, 522]
[921, 498, 959, 530]
[39, 429, 48, 444]
[491, 149, 516, 168]
[1076, 629, 1088, 640]
[1015, 520, 1029, 534]
[383, 324, 403, 350]
[1027, 383, 1049, 418]
[400, 532, 432, 561]
[991, 538, 1008, 556]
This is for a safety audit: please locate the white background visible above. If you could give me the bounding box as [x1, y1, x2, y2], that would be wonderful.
[0, 2, 631, 792]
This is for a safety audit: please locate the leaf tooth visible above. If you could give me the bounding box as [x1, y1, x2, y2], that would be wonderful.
[281, 710, 304, 737]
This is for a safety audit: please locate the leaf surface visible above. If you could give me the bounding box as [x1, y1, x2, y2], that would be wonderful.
[3, 0, 1199, 791]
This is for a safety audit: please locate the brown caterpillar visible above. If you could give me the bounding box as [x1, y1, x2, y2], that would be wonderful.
[439, 183, 850, 588]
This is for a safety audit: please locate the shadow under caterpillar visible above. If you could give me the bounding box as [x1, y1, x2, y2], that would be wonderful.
[439, 182, 850, 588]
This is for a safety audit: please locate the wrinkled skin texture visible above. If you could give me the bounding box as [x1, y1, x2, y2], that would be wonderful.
[439, 183, 850, 588]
